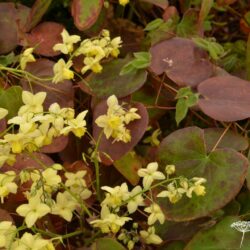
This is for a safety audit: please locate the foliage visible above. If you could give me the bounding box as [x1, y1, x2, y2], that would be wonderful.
[0, 0, 250, 249]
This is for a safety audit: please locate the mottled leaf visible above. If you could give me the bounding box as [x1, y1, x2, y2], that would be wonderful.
[22, 59, 74, 109]
[114, 151, 142, 185]
[71, 0, 103, 31]
[198, 76, 250, 121]
[24, 22, 64, 57]
[158, 127, 248, 221]
[81, 57, 147, 98]
[0, 86, 23, 119]
[150, 38, 213, 87]
[204, 128, 248, 152]
[93, 100, 148, 165]
[185, 217, 250, 250]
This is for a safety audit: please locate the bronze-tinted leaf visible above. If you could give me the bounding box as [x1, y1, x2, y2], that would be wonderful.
[40, 136, 69, 153]
[198, 75, 250, 121]
[0, 209, 13, 222]
[22, 59, 74, 109]
[93, 100, 148, 165]
[0, 3, 30, 54]
[149, 38, 213, 87]
[24, 22, 64, 57]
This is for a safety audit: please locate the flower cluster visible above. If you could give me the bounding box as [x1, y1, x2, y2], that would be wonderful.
[0, 90, 88, 167]
[52, 29, 122, 83]
[95, 95, 141, 143]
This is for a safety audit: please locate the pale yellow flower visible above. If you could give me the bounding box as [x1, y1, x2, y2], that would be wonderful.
[126, 185, 144, 214]
[140, 226, 163, 245]
[165, 164, 175, 175]
[53, 29, 80, 54]
[0, 171, 17, 203]
[90, 205, 131, 233]
[12, 232, 54, 250]
[137, 162, 165, 189]
[144, 203, 165, 225]
[20, 48, 36, 70]
[16, 195, 50, 228]
[18, 91, 46, 115]
[52, 59, 74, 84]
[51, 192, 77, 221]
[60, 110, 88, 138]
[0, 221, 16, 249]
[157, 182, 183, 204]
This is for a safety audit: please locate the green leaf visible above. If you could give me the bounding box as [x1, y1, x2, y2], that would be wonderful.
[145, 18, 164, 31]
[175, 98, 188, 126]
[198, 0, 214, 27]
[71, 0, 103, 31]
[82, 57, 147, 98]
[0, 52, 16, 66]
[158, 127, 248, 221]
[175, 87, 193, 99]
[92, 238, 126, 250]
[185, 216, 250, 250]
[0, 86, 23, 119]
[114, 151, 142, 185]
[120, 63, 137, 75]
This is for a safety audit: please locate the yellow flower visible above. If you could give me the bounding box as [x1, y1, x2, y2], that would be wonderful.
[51, 192, 76, 221]
[0, 221, 16, 249]
[126, 185, 144, 214]
[144, 203, 165, 225]
[18, 91, 46, 115]
[12, 232, 54, 250]
[0, 108, 8, 120]
[53, 29, 80, 54]
[137, 162, 165, 189]
[60, 110, 88, 138]
[140, 226, 162, 245]
[20, 48, 36, 70]
[0, 171, 17, 203]
[119, 0, 130, 6]
[52, 59, 74, 84]
[90, 205, 131, 233]
[157, 182, 183, 204]
[165, 165, 175, 175]
[81, 57, 103, 74]
[16, 194, 50, 228]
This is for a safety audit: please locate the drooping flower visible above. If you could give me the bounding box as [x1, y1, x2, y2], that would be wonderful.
[20, 48, 36, 70]
[140, 226, 163, 245]
[126, 185, 145, 214]
[0, 221, 16, 249]
[52, 59, 74, 84]
[144, 203, 165, 225]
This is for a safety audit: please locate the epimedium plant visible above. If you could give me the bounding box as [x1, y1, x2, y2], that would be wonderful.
[1, 0, 250, 249]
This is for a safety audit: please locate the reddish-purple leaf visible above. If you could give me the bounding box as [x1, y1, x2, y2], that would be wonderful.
[0, 3, 30, 54]
[93, 100, 148, 165]
[149, 37, 214, 87]
[71, 0, 104, 31]
[0, 209, 13, 222]
[198, 75, 250, 121]
[22, 59, 74, 109]
[0, 119, 6, 134]
[24, 22, 64, 57]
[40, 136, 69, 153]
[139, 0, 169, 9]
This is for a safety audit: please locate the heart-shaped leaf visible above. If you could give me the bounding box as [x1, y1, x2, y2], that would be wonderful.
[198, 75, 250, 121]
[0, 86, 23, 119]
[24, 22, 64, 57]
[157, 127, 248, 221]
[71, 0, 103, 31]
[185, 216, 250, 250]
[149, 38, 213, 87]
[93, 100, 148, 165]
[80, 58, 147, 98]
[22, 59, 74, 109]
[0, 3, 30, 54]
